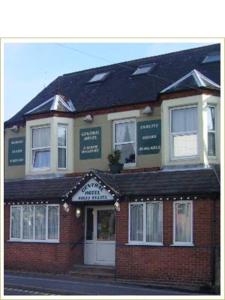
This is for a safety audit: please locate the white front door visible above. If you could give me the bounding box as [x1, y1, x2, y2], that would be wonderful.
[84, 206, 115, 266]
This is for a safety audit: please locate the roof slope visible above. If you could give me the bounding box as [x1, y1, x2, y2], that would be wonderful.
[5, 44, 220, 127]
[4, 168, 220, 201]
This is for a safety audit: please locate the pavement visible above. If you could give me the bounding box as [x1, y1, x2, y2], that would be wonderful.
[4, 271, 205, 296]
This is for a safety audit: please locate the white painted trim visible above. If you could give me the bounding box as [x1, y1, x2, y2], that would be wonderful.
[161, 69, 220, 93]
[112, 118, 137, 168]
[169, 105, 199, 160]
[108, 110, 140, 121]
[128, 202, 163, 245]
[9, 204, 60, 243]
[25, 97, 54, 114]
[57, 124, 68, 169]
[173, 200, 193, 246]
[31, 125, 51, 171]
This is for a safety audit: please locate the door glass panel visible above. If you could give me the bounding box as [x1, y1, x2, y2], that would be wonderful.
[86, 208, 94, 240]
[97, 210, 115, 241]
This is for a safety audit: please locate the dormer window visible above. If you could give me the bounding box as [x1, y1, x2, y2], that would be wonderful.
[88, 72, 110, 83]
[202, 52, 220, 63]
[132, 63, 156, 76]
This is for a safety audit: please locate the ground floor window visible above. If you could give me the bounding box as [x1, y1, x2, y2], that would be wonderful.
[173, 201, 193, 245]
[10, 204, 59, 242]
[129, 202, 163, 245]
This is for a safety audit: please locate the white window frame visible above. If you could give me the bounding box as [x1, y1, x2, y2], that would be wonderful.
[173, 200, 193, 246]
[31, 125, 51, 171]
[113, 118, 137, 168]
[128, 202, 163, 246]
[207, 105, 216, 158]
[169, 105, 199, 160]
[9, 204, 60, 243]
[57, 124, 68, 169]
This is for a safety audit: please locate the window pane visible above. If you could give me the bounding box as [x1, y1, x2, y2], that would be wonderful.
[208, 132, 216, 156]
[11, 207, 21, 238]
[130, 204, 143, 241]
[146, 203, 163, 243]
[115, 144, 135, 164]
[207, 106, 215, 131]
[86, 208, 94, 240]
[58, 148, 66, 168]
[58, 126, 66, 146]
[171, 107, 197, 133]
[32, 127, 50, 148]
[33, 150, 50, 168]
[35, 206, 46, 240]
[175, 202, 192, 243]
[115, 122, 135, 143]
[97, 210, 115, 241]
[48, 206, 59, 240]
[173, 134, 198, 157]
[23, 206, 34, 239]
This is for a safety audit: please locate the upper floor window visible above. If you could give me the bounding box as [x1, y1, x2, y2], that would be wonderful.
[170, 106, 198, 159]
[173, 201, 193, 245]
[58, 125, 67, 169]
[129, 202, 163, 245]
[32, 126, 50, 169]
[207, 105, 216, 157]
[113, 119, 136, 166]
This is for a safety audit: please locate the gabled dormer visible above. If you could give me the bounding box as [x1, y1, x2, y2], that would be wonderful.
[160, 69, 220, 168]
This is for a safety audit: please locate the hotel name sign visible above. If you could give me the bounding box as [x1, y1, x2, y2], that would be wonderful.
[72, 178, 114, 202]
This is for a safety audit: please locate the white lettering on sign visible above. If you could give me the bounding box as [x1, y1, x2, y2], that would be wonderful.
[72, 178, 114, 202]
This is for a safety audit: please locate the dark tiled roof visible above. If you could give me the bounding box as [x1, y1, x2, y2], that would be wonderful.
[113, 168, 220, 196]
[161, 69, 220, 94]
[4, 177, 81, 201]
[4, 168, 220, 202]
[5, 44, 220, 127]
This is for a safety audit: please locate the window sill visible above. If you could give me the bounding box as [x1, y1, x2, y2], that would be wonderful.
[170, 243, 194, 247]
[7, 239, 59, 244]
[125, 242, 163, 247]
[123, 163, 136, 169]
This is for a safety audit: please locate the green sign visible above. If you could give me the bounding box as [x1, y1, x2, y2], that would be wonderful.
[137, 120, 161, 155]
[8, 137, 25, 166]
[80, 127, 101, 159]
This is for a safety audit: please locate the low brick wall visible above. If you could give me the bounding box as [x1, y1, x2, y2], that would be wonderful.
[4, 204, 84, 273]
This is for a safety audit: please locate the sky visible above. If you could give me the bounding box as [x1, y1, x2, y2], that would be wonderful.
[4, 42, 212, 121]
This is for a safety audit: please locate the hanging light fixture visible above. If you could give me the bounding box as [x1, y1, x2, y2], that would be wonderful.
[114, 200, 120, 212]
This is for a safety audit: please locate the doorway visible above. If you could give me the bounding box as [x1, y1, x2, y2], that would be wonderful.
[84, 206, 115, 266]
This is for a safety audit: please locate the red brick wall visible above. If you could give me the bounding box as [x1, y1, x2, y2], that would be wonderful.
[115, 199, 220, 286]
[4, 204, 85, 273]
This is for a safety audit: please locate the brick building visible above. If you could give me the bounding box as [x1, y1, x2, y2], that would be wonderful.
[4, 43, 221, 290]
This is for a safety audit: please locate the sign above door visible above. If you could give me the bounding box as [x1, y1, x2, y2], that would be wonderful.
[72, 178, 114, 202]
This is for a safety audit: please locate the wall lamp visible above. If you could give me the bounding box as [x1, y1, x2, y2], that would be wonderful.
[75, 207, 81, 218]
[83, 114, 93, 123]
[142, 106, 153, 115]
[114, 201, 120, 212]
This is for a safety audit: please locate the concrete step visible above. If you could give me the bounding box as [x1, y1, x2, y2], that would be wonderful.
[69, 264, 115, 280]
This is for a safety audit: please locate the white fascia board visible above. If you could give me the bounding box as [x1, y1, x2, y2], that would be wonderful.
[107, 109, 140, 120]
[25, 97, 54, 114]
[160, 70, 195, 93]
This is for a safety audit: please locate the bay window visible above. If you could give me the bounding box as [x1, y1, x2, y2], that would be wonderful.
[58, 125, 67, 169]
[10, 205, 59, 242]
[170, 106, 198, 159]
[173, 201, 193, 245]
[32, 126, 50, 169]
[129, 202, 163, 244]
[114, 119, 136, 165]
[207, 105, 216, 157]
